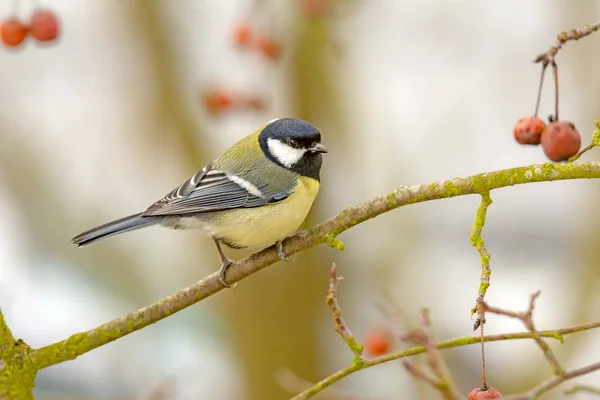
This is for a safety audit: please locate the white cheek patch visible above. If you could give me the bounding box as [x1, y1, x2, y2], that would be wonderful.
[267, 138, 306, 168]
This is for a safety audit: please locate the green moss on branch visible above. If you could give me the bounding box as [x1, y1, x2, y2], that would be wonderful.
[27, 161, 600, 371]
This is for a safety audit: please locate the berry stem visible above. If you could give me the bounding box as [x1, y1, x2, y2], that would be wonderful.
[552, 60, 559, 121]
[480, 321, 487, 389]
[534, 62, 547, 118]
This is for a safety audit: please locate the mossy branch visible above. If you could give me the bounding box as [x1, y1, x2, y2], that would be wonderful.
[9, 160, 600, 372]
[470, 192, 493, 323]
[0, 309, 35, 399]
[290, 320, 600, 400]
[0, 309, 15, 358]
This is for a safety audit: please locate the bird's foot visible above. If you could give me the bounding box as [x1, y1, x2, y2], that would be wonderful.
[276, 241, 296, 262]
[219, 257, 237, 288]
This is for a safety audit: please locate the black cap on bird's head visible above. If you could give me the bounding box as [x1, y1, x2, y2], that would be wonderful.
[259, 118, 328, 181]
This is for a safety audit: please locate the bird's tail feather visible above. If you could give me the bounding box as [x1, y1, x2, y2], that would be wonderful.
[72, 212, 158, 246]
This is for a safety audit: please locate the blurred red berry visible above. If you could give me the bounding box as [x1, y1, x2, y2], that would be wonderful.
[1, 19, 28, 47]
[233, 22, 253, 47]
[364, 327, 392, 356]
[255, 36, 282, 61]
[513, 116, 546, 145]
[202, 89, 233, 115]
[468, 387, 502, 399]
[541, 120, 581, 162]
[300, 0, 330, 18]
[29, 9, 60, 42]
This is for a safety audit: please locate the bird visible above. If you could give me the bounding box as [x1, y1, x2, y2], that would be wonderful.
[72, 117, 328, 287]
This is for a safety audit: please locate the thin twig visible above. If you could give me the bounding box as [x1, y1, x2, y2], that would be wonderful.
[402, 361, 440, 388]
[469, 193, 493, 391]
[420, 310, 460, 399]
[325, 263, 363, 360]
[400, 310, 462, 399]
[470, 192, 493, 330]
[291, 319, 600, 400]
[564, 384, 600, 396]
[480, 318, 486, 389]
[501, 362, 600, 400]
[533, 63, 546, 117]
[533, 21, 600, 65]
[551, 61, 559, 121]
[29, 161, 600, 370]
[276, 368, 382, 400]
[568, 120, 600, 162]
[482, 292, 565, 376]
[401, 361, 463, 400]
[568, 143, 596, 162]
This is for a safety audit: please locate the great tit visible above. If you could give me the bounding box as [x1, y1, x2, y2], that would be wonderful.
[72, 117, 328, 287]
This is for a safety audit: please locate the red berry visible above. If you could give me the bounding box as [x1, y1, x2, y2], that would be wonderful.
[468, 387, 502, 399]
[541, 120, 581, 162]
[255, 36, 282, 60]
[364, 327, 393, 356]
[202, 89, 233, 115]
[1, 19, 28, 47]
[513, 116, 546, 145]
[233, 22, 253, 47]
[29, 9, 60, 42]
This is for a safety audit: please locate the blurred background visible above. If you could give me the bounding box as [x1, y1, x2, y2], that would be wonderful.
[1, 0, 600, 399]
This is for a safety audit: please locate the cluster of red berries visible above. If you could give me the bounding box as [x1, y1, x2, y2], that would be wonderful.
[200, 20, 280, 116]
[232, 22, 282, 61]
[514, 116, 581, 162]
[514, 60, 582, 162]
[1, 9, 59, 48]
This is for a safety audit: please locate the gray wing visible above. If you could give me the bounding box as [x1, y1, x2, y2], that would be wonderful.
[143, 164, 295, 216]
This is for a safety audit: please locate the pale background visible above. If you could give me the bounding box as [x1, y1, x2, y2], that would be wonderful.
[0, 1, 599, 399]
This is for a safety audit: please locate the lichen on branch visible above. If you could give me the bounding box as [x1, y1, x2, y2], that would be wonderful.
[28, 160, 600, 371]
[470, 192, 493, 327]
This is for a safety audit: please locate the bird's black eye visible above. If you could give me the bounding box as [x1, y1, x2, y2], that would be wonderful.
[288, 139, 299, 148]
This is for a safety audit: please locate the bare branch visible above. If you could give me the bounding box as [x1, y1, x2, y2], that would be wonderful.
[276, 368, 382, 400]
[291, 319, 600, 400]
[479, 315, 487, 389]
[568, 120, 600, 162]
[401, 310, 463, 400]
[482, 292, 565, 376]
[28, 160, 600, 370]
[533, 21, 600, 65]
[402, 361, 454, 397]
[326, 263, 363, 360]
[501, 362, 600, 400]
[564, 384, 600, 396]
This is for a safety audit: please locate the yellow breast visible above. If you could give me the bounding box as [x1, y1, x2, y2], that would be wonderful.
[200, 176, 320, 249]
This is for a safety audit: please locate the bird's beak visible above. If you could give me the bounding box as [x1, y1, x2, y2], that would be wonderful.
[309, 143, 328, 153]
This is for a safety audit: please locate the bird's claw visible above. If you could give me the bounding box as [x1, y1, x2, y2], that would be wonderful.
[276, 241, 295, 262]
[219, 258, 237, 288]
